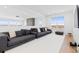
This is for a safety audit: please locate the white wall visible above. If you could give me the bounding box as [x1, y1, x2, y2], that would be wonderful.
[74, 6, 78, 28]
[73, 6, 79, 43]
[45, 10, 74, 35]
[0, 26, 22, 32]
[64, 11, 74, 35]
[0, 15, 46, 32]
[35, 16, 46, 27]
[0, 18, 28, 32]
[0, 8, 75, 34]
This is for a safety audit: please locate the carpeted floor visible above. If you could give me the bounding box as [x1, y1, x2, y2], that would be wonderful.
[6, 33, 64, 53]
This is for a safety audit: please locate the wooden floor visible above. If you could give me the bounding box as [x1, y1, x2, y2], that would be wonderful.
[60, 34, 77, 53]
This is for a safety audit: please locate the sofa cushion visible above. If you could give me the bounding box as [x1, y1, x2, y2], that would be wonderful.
[21, 29, 26, 35]
[44, 31, 50, 34]
[47, 29, 52, 33]
[31, 28, 38, 33]
[40, 28, 45, 32]
[37, 32, 47, 37]
[21, 29, 31, 35]
[15, 31, 23, 37]
[8, 34, 35, 46]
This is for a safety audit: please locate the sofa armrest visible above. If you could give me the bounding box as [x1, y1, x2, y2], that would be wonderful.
[0, 34, 8, 51]
[47, 29, 52, 33]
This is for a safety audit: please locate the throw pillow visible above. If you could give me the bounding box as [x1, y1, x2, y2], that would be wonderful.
[45, 28, 47, 31]
[38, 28, 41, 32]
[9, 31, 16, 38]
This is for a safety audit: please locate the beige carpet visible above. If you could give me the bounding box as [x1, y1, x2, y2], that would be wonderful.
[6, 33, 64, 53]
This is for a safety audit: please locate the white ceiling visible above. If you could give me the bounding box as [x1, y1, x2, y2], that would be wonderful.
[0, 5, 75, 19]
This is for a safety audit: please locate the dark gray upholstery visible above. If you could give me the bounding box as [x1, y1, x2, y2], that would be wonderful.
[55, 31, 63, 35]
[15, 31, 23, 37]
[8, 34, 35, 46]
[40, 28, 45, 32]
[0, 28, 52, 53]
[0, 34, 8, 52]
[30, 28, 38, 33]
[47, 29, 52, 33]
[2, 32, 10, 37]
[21, 29, 31, 35]
[37, 31, 51, 37]
[2, 32, 10, 41]
[30, 28, 52, 38]
[37, 32, 46, 37]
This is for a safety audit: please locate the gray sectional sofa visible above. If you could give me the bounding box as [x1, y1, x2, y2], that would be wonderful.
[0, 28, 52, 53]
[30, 28, 52, 38]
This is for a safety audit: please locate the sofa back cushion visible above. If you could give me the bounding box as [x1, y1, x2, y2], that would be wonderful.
[40, 28, 45, 32]
[30, 28, 38, 33]
[21, 29, 26, 35]
[21, 29, 31, 35]
[15, 31, 23, 37]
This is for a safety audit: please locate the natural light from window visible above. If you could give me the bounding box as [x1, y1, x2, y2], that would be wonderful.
[48, 16, 64, 25]
[0, 18, 22, 26]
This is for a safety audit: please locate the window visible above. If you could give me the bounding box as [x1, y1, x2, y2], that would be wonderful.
[0, 18, 22, 26]
[48, 16, 64, 25]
